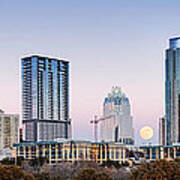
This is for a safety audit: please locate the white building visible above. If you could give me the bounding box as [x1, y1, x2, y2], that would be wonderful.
[101, 87, 134, 145]
[0, 110, 19, 149]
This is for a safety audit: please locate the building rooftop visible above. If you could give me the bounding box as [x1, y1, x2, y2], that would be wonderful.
[104, 86, 129, 104]
[169, 37, 180, 49]
[21, 54, 69, 63]
[13, 140, 129, 147]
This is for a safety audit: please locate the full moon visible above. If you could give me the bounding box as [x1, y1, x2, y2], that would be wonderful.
[140, 126, 153, 140]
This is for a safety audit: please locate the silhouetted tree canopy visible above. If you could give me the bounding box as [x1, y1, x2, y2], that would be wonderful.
[131, 159, 180, 180]
[71, 168, 112, 180]
[0, 164, 35, 180]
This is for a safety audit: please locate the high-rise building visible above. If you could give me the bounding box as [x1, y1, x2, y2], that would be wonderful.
[101, 86, 134, 145]
[159, 116, 166, 145]
[22, 55, 71, 142]
[165, 37, 180, 145]
[0, 110, 19, 149]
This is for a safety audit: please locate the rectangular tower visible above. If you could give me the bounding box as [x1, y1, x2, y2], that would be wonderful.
[22, 55, 70, 142]
[159, 116, 166, 145]
[0, 110, 19, 149]
[166, 37, 180, 145]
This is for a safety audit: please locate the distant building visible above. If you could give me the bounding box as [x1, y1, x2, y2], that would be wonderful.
[140, 144, 180, 161]
[159, 116, 166, 145]
[0, 148, 13, 160]
[0, 110, 19, 149]
[101, 86, 134, 145]
[21, 55, 71, 142]
[165, 37, 180, 145]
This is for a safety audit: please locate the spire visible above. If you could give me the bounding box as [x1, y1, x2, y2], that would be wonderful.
[111, 86, 125, 98]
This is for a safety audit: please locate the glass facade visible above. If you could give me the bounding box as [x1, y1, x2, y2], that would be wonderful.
[166, 37, 180, 145]
[22, 55, 70, 142]
[159, 117, 166, 145]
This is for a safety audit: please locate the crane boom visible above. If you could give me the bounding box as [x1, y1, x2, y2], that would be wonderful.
[90, 115, 113, 142]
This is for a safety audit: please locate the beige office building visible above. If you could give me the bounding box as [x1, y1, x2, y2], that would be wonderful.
[0, 110, 19, 149]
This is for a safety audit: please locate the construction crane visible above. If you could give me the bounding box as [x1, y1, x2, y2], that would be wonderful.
[90, 115, 113, 142]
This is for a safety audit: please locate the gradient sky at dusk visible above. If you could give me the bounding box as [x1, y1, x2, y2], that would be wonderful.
[1, 0, 180, 144]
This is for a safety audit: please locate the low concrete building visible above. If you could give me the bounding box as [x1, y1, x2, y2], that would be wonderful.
[13, 140, 129, 164]
[13, 142, 180, 164]
[140, 144, 180, 160]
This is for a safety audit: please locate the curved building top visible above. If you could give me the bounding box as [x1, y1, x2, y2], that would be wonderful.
[104, 86, 129, 105]
[21, 54, 69, 63]
[170, 37, 180, 49]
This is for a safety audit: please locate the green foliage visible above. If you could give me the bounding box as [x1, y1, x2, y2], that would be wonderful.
[24, 173, 36, 180]
[0, 157, 14, 165]
[0, 164, 35, 180]
[33, 172, 62, 180]
[33, 172, 51, 180]
[121, 161, 129, 167]
[101, 159, 122, 169]
[71, 168, 112, 180]
[16, 157, 25, 166]
[174, 157, 180, 163]
[0, 156, 25, 166]
[29, 157, 47, 167]
[131, 159, 180, 180]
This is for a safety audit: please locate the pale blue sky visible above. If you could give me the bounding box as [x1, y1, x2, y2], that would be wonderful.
[0, 0, 180, 144]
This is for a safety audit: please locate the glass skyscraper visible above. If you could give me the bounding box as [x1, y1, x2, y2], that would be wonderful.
[159, 116, 166, 146]
[22, 55, 70, 142]
[101, 86, 134, 145]
[166, 37, 180, 145]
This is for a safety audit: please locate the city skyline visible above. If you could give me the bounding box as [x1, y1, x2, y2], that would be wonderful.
[1, 0, 180, 144]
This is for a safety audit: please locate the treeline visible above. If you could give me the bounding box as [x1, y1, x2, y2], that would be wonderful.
[1, 158, 180, 179]
[131, 159, 180, 180]
[0, 158, 130, 180]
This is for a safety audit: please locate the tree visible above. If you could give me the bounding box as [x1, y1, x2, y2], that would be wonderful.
[101, 159, 122, 169]
[71, 168, 112, 180]
[33, 172, 51, 180]
[24, 173, 35, 180]
[0, 164, 35, 180]
[131, 159, 180, 180]
[28, 157, 47, 173]
[0, 157, 14, 165]
[0, 156, 25, 166]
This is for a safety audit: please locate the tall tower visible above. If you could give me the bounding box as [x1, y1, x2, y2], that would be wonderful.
[159, 116, 166, 145]
[21, 55, 70, 142]
[101, 86, 134, 145]
[166, 37, 180, 145]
